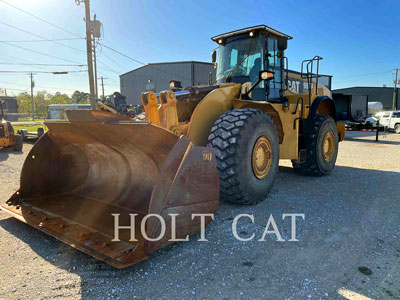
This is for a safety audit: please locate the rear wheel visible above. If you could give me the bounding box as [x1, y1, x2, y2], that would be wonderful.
[13, 134, 23, 152]
[292, 114, 338, 176]
[395, 124, 400, 134]
[207, 108, 279, 205]
[37, 127, 45, 138]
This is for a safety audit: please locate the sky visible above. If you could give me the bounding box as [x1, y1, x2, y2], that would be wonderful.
[1, 0, 399, 97]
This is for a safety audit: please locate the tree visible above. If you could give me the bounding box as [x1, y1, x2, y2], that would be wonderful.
[16, 92, 31, 113]
[34, 91, 47, 117]
[17, 91, 74, 119]
[48, 92, 72, 105]
[71, 90, 90, 104]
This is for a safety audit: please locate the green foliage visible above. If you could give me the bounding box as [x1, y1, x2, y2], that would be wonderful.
[71, 90, 90, 104]
[16, 90, 89, 119]
[16, 92, 31, 114]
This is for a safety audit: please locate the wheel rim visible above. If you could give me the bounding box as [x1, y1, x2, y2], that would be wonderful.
[252, 136, 273, 179]
[322, 131, 335, 161]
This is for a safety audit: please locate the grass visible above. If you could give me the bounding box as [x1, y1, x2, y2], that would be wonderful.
[13, 124, 48, 133]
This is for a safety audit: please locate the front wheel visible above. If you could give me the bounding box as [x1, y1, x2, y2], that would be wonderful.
[13, 134, 23, 152]
[207, 108, 279, 205]
[292, 115, 338, 176]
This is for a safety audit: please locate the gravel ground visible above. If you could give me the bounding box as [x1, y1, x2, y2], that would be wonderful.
[1, 132, 400, 300]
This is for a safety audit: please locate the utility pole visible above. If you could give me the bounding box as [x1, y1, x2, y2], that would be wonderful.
[30, 72, 34, 121]
[100, 76, 106, 99]
[77, 0, 96, 109]
[92, 14, 98, 100]
[393, 68, 398, 111]
[93, 38, 98, 99]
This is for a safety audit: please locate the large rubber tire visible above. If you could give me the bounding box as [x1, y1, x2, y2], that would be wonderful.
[37, 127, 45, 138]
[292, 114, 338, 176]
[13, 134, 23, 152]
[207, 108, 279, 205]
[395, 124, 400, 134]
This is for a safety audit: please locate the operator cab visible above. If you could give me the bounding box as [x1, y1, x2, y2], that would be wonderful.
[211, 25, 292, 102]
[104, 92, 127, 109]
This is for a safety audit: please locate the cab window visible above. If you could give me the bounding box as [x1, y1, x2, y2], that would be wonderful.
[0, 125, 5, 138]
[392, 112, 400, 118]
[267, 38, 282, 99]
[216, 33, 264, 85]
[7, 122, 13, 133]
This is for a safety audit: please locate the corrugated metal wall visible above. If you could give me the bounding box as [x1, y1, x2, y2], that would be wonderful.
[193, 63, 215, 86]
[333, 87, 399, 110]
[120, 62, 215, 105]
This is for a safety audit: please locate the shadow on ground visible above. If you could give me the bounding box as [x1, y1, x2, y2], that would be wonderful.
[0, 147, 23, 161]
[345, 137, 400, 145]
[0, 140, 36, 162]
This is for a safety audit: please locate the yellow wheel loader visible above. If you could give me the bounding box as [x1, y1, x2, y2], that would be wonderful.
[1, 25, 345, 268]
[0, 101, 23, 152]
[0, 119, 23, 152]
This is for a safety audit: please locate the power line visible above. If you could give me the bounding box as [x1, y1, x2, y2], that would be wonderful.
[97, 70, 119, 84]
[0, 80, 27, 86]
[97, 42, 147, 65]
[97, 56, 124, 73]
[0, 54, 88, 79]
[96, 42, 125, 71]
[0, 41, 85, 64]
[0, 21, 86, 53]
[0, 87, 28, 92]
[0, 80, 89, 93]
[97, 64, 120, 74]
[0, 62, 86, 67]
[255, 0, 267, 22]
[0, 53, 51, 71]
[0, 38, 84, 43]
[0, 0, 82, 38]
[0, 70, 88, 74]
[97, 41, 192, 82]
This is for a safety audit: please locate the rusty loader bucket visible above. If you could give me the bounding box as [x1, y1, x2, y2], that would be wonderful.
[0, 110, 219, 268]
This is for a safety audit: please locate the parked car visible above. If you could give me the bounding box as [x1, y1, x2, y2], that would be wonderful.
[368, 111, 400, 133]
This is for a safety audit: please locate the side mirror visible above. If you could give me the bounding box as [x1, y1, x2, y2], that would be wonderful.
[259, 71, 275, 81]
[211, 50, 217, 64]
[244, 71, 275, 98]
[277, 37, 287, 51]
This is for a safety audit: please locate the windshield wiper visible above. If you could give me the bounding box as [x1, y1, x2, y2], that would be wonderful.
[226, 54, 249, 83]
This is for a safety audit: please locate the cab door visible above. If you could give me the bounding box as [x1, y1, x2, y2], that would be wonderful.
[266, 38, 283, 101]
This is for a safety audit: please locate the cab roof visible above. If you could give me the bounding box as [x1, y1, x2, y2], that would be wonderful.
[211, 25, 293, 42]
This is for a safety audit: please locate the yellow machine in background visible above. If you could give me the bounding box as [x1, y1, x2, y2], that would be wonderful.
[0, 101, 23, 151]
[1, 25, 344, 268]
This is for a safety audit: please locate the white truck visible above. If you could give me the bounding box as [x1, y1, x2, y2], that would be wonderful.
[372, 111, 400, 133]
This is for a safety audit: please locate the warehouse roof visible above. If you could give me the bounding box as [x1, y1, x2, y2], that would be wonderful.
[120, 61, 214, 77]
[333, 86, 399, 90]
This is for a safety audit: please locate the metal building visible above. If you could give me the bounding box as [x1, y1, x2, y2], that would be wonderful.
[120, 61, 216, 105]
[0, 96, 18, 121]
[333, 87, 399, 111]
